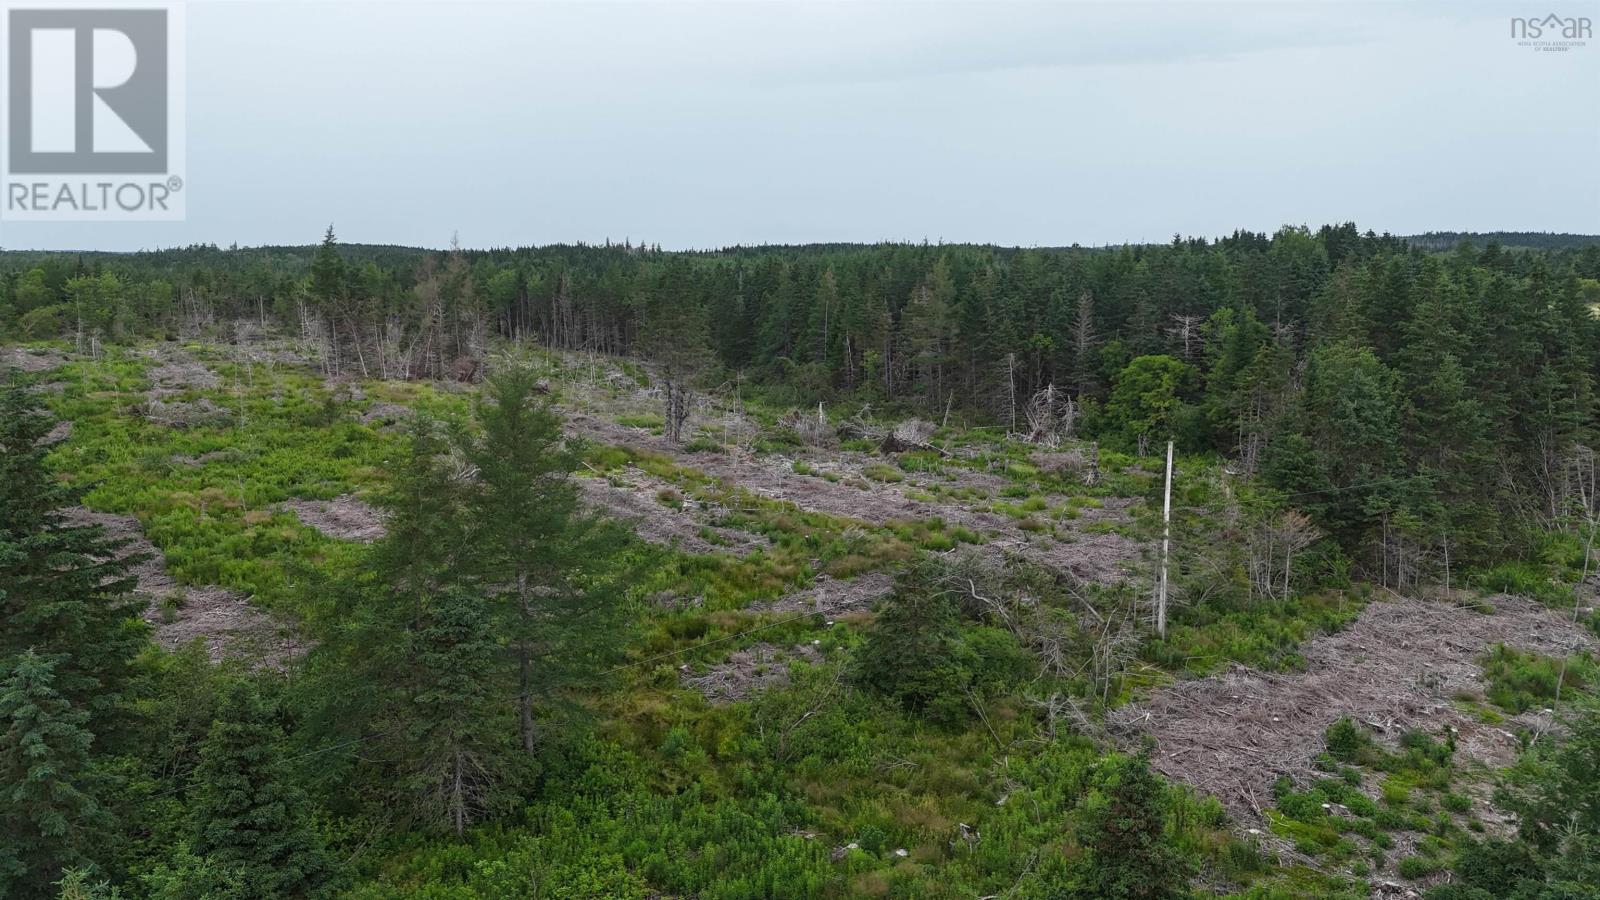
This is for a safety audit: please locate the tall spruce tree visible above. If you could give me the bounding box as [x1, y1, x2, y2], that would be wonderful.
[306, 415, 517, 836]
[0, 650, 108, 895]
[187, 681, 332, 897]
[311, 379, 637, 836]
[638, 259, 712, 442]
[465, 366, 636, 754]
[0, 375, 145, 728]
[1266, 343, 1415, 561]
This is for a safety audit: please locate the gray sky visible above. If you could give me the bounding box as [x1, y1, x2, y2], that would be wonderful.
[2, 0, 1597, 251]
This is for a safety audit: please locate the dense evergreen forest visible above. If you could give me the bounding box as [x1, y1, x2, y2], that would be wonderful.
[1405, 232, 1600, 252]
[5, 224, 1600, 899]
[6, 224, 1600, 575]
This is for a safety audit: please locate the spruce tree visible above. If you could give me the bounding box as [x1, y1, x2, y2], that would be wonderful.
[309, 225, 345, 308]
[407, 583, 507, 836]
[638, 258, 712, 442]
[187, 681, 332, 898]
[0, 650, 108, 894]
[466, 367, 635, 754]
[1269, 343, 1411, 551]
[0, 376, 145, 727]
[854, 561, 964, 721]
[309, 386, 634, 836]
[1073, 753, 1191, 899]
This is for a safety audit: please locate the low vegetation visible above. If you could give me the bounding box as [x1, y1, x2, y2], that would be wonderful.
[4, 227, 1600, 898]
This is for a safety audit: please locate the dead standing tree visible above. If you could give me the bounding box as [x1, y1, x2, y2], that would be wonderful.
[1246, 508, 1320, 601]
[1019, 383, 1077, 447]
[1167, 313, 1204, 362]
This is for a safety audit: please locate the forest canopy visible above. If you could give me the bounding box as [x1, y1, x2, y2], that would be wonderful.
[6, 224, 1599, 579]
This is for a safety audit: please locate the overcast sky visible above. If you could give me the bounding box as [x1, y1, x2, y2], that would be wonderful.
[1, 0, 1596, 251]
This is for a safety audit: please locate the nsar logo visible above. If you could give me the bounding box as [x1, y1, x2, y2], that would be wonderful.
[1510, 13, 1592, 52]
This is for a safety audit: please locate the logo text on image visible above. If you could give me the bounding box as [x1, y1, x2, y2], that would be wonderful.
[1510, 13, 1593, 51]
[4, 4, 185, 221]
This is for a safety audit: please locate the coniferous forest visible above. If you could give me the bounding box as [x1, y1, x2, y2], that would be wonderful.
[4, 226, 1600, 899]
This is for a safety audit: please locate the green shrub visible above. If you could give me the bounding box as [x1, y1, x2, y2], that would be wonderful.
[862, 463, 903, 483]
[1481, 644, 1593, 713]
[1397, 855, 1443, 879]
[1474, 562, 1570, 607]
[1069, 754, 1194, 898]
[616, 412, 664, 429]
[1325, 717, 1367, 762]
[1446, 837, 1542, 894]
[1374, 807, 1406, 831]
[1381, 777, 1412, 808]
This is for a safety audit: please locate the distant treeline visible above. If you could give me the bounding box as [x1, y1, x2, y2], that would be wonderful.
[5, 223, 1600, 573]
[1404, 231, 1600, 252]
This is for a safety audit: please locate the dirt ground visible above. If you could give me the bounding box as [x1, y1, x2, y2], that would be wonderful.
[171, 448, 245, 467]
[142, 347, 222, 396]
[1109, 592, 1599, 823]
[576, 471, 771, 555]
[1, 346, 72, 372]
[756, 571, 896, 617]
[707, 451, 1126, 578]
[359, 401, 413, 427]
[39, 419, 73, 445]
[280, 494, 389, 543]
[61, 507, 302, 668]
[561, 401, 1144, 582]
[135, 348, 232, 427]
[680, 641, 825, 704]
[144, 397, 232, 428]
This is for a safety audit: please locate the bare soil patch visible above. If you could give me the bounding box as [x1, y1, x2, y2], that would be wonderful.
[660, 447, 1142, 583]
[39, 419, 73, 446]
[171, 448, 245, 467]
[142, 347, 221, 396]
[135, 348, 230, 428]
[360, 402, 413, 427]
[144, 397, 232, 429]
[558, 389, 1144, 583]
[987, 528, 1145, 585]
[564, 409, 676, 454]
[757, 571, 896, 617]
[280, 494, 388, 543]
[1110, 593, 1599, 822]
[680, 641, 824, 704]
[61, 507, 302, 668]
[1, 346, 71, 372]
[576, 471, 770, 556]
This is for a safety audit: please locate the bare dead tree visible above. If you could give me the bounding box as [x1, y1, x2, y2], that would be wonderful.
[777, 402, 836, 448]
[1167, 314, 1204, 361]
[1020, 383, 1077, 447]
[1092, 603, 1141, 705]
[1377, 511, 1432, 592]
[1070, 292, 1099, 396]
[886, 418, 942, 454]
[1027, 691, 1102, 740]
[1004, 352, 1019, 434]
[1246, 509, 1320, 601]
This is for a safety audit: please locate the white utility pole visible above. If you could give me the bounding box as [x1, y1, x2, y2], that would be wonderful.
[1158, 440, 1174, 637]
